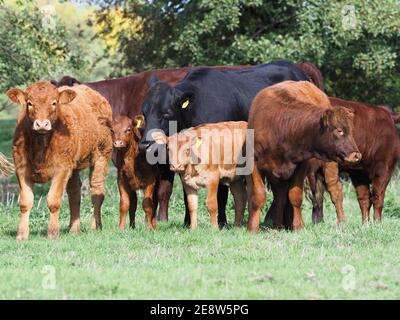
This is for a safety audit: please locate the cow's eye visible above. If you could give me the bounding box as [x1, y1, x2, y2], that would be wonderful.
[27, 101, 33, 109]
[337, 128, 344, 136]
[126, 128, 132, 133]
[51, 101, 57, 108]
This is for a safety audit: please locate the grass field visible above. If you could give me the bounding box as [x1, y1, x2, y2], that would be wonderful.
[0, 119, 399, 299]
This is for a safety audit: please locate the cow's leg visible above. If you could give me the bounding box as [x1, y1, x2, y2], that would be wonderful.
[323, 162, 346, 224]
[206, 177, 220, 229]
[183, 183, 198, 230]
[183, 186, 191, 227]
[270, 182, 290, 229]
[306, 164, 325, 223]
[16, 171, 34, 241]
[66, 170, 82, 234]
[143, 181, 157, 230]
[117, 173, 130, 230]
[47, 170, 72, 239]
[229, 179, 247, 227]
[349, 172, 371, 224]
[217, 184, 229, 228]
[288, 163, 307, 231]
[247, 166, 266, 233]
[371, 169, 393, 223]
[157, 165, 174, 221]
[129, 190, 138, 229]
[89, 156, 109, 231]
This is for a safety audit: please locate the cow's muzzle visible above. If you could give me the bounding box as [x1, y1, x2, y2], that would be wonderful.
[113, 140, 126, 149]
[33, 119, 52, 133]
[344, 152, 362, 163]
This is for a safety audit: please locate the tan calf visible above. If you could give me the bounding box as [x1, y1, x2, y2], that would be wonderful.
[153, 121, 249, 229]
[7, 82, 113, 240]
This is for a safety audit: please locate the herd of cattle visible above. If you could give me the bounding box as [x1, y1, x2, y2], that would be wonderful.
[3, 60, 400, 240]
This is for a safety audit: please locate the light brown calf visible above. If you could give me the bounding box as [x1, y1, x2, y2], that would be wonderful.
[7, 82, 113, 240]
[112, 115, 158, 230]
[153, 121, 249, 229]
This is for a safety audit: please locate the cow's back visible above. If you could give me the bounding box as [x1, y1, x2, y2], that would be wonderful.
[176, 63, 310, 126]
[189, 121, 247, 179]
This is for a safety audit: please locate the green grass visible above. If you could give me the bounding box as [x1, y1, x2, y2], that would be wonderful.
[0, 119, 399, 299]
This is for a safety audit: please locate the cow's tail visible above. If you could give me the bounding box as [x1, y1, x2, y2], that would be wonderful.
[295, 60, 325, 92]
[0, 152, 14, 176]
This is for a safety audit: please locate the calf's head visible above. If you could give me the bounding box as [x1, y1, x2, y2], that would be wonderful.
[7, 82, 76, 134]
[111, 115, 145, 150]
[140, 76, 191, 151]
[317, 106, 361, 164]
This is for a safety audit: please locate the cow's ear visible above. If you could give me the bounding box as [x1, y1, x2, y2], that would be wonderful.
[59, 89, 76, 104]
[6, 88, 26, 105]
[134, 115, 145, 129]
[337, 106, 354, 120]
[176, 91, 193, 110]
[151, 131, 167, 145]
[147, 75, 159, 88]
[50, 79, 59, 86]
[321, 109, 334, 128]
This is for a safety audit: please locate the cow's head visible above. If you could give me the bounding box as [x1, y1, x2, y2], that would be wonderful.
[112, 115, 145, 150]
[317, 106, 361, 164]
[140, 76, 192, 151]
[7, 82, 76, 134]
[151, 130, 201, 172]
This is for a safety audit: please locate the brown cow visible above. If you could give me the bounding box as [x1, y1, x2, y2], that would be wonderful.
[307, 98, 400, 224]
[7, 82, 113, 240]
[247, 81, 361, 232]
[52, 62, 322, 224]
[112, 115, 159, 230]
[152, 121, 249, 229]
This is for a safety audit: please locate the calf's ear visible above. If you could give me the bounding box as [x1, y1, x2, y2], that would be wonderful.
[151, 131, 167, 145]
[134, 115, 145, 129]
[6, 88, 25, 105]
[59, 89, 77, 104]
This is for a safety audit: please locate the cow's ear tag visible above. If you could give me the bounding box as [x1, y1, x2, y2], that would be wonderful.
[195, 137, 202, 148]
[182, 99, 189, 109]
[136, 119, 142, 128]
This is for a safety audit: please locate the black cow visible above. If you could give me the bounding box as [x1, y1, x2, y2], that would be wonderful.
[139, 60, 316, 227]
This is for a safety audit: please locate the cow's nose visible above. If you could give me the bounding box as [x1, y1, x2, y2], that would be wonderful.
[345, 152, 362, 163]
[33, 119, 51, 132]
[113, 140, 125, 148]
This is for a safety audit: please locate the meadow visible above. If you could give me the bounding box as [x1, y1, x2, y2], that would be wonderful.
[0, 119, 399, 299]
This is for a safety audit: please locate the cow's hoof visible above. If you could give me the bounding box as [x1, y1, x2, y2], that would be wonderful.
[91, 220, 102, 231]
[69, 222, 80, 234]
[16, 228, 29, 241]
[47, 230, 60, 240]
[292, 222, 304, 231]
[157, 214, 168, 222]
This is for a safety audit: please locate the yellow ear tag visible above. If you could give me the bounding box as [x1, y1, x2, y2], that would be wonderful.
[182, 99, 189, 109]
[136, 119, 142, 128]
[195, 137, 202, 148]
